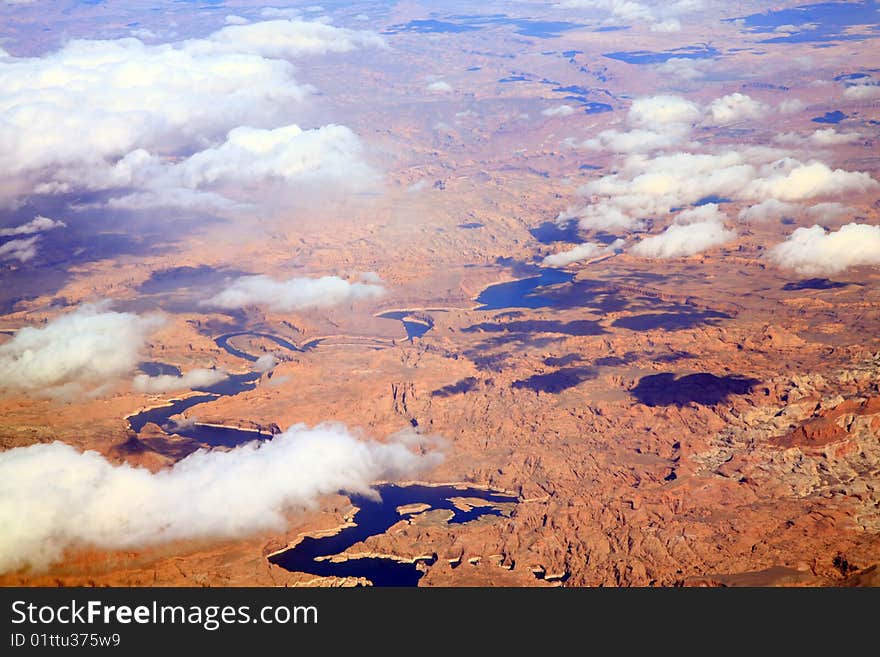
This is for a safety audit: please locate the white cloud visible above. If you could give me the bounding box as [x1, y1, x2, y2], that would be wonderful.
[129, 28, 157, 40]
[557, 0, 701, 32]
[542, 238, 624, 267]
[205, 274, 386, 311]
[769, 223, 880, 275]
[805, 202, 853, 221]
[96, 124, 377, 210]
[774, 128, 861, 147]
[778, 98, 805, 114]
[673, 203, 726, 224]
[564, 149, 877, 234]
[631, 219, 735, 258]
[132, 368, 227, 394]
[0, 236, 38, 262]
[254, 354, 278, 373]
[198, 19, 386, 59]
[651, 18, 681, 32]
[579, 127, 688, 153]
[738, 198, 799, 223]
[572, 94, 698, 155]
[843, 84, 880, 100]
[702, 93, 766, 125]
[260, 8, 302, 20]
[427, 80, 452, 93]
[557, 203, 642, 232]
[0, 215, 65, 237]
[0, 303, 163, 397]
[542, 104, 576, 117]
[628, 94, 701, 128]
[773, 23, 817, 34]
[0, 424, 444, 573]
[743, 161, 877, 202]
[0, 19, 385, 209]
[652, 57, 710, 81]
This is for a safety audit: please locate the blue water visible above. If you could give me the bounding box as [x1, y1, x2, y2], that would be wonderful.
[125, 327, 515, 586]
[269, 485, 517, 586]
[475, 269, 574, 311]
[138, 361, 181, 377]
[604, 45, 719, 65]
[385, 14, 583, 39]
[812, 110, 847, 124]
[583, 102, 613, 114]
[128, 330, 301, 438]
[727, 1, 880, 44]
[694, 196, 732, 206]
[529, 221, 582, 244]
[377, 311, 433, 341]
[127, 394, 218, 433]
[213, 331, 303, 362]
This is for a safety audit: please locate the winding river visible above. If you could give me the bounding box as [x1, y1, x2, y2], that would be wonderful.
[126, 329, 518, 586]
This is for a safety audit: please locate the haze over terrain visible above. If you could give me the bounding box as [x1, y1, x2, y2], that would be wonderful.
[0, 0, 878, 586]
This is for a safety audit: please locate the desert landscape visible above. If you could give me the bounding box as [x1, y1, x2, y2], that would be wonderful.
[0, 0, 878, 586]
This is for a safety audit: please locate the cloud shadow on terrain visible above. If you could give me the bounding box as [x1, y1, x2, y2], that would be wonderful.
[512, 366, 598, 393]
[630, 373, 759, 406]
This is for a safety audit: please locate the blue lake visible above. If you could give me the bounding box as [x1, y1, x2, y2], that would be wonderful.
[377, 311, 434, 341]
[812, 110, 847, 124]
[726, 1, 880, 44]
[269, 484, 517, 586]
[475, 269, 574, 311]
[604, 45, 719, 65]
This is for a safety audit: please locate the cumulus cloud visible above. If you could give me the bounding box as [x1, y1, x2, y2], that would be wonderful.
[0, 237, 38, 262]
[0, 303, 163, 397]
[769, 223, 880, 275]
[561, 149, 876, 233]
[573, 94, 698, 155]
[557, 0, 701, 32]
[542, 104, 576, 117]
[542, 238, 624, 267]
[652, 57, 710, 81]
[778, 98, 805, 114]
[0, 215, 65, 237]
[427, 80, 452, 93]
[91, 124, 377, 210]
[205, 274, 386, 311]
[738, 198, 799, 223]
[843, 84, 880, 100]
[774, 128, 861, 147]
[0, 19, 385, 209]
[198, 18, 386, 59]
[805, 201, 853, 221]
[0, 424, 444, 573]
[132, 368, 227, 394]
[579, 127, 688, 154]
[558, 203, 641, 231]
[702, 93, 766, 125]
[743, 161, 877, 201]
[673, 203, 726, 224]
[628, 94, 701, 128]
[630, 220, 735, 258]
[651, 18, 681, 32]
